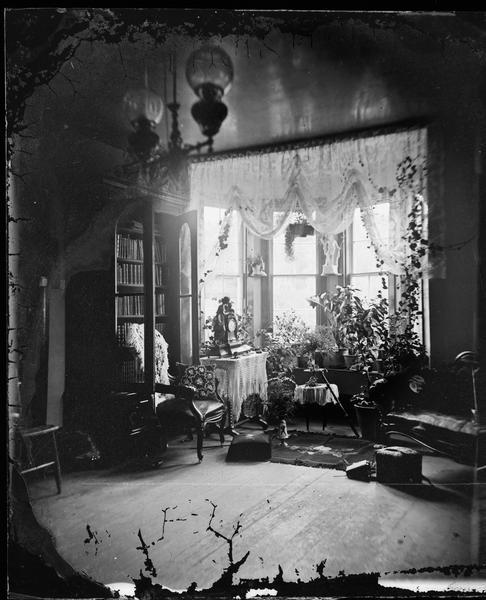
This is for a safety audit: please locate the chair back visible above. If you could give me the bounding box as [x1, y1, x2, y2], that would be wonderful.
[179, 365, 218, 401]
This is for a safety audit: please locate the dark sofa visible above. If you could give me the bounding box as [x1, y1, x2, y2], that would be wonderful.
[370, 352, 479, 464]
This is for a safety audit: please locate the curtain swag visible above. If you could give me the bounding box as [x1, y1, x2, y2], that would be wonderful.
[191, 127, 445, 279]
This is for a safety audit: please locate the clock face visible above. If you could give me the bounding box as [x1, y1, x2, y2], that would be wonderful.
[227, 316, 237, 332]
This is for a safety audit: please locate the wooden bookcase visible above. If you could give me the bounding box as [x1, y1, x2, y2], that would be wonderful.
[65, 201, 199, 465]
[114, 215, 169, 388]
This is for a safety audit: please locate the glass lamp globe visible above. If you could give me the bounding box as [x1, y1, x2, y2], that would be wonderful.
[185, 45, 234, 99]
[123, 87, 164, 127]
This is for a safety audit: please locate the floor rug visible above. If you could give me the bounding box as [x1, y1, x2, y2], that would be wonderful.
[270, 431, 379, 471]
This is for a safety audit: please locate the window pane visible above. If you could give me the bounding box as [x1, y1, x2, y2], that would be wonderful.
[203, 206, 241, 275]
[352, 204, 390, 242]
[204, 276, 242, 319]
[273, 216, 317, 275]
[273, 275, 316, 327]
[179, 223, 192, 295]
[351, 204, 389, 273]
[180, 296, 193, 363]
[349, 274, 384, 303]
[352, 240, 379, 273]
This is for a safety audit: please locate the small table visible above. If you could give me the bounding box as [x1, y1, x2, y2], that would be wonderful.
[294, 383, 340, 432]
[200, 352, 268, 426]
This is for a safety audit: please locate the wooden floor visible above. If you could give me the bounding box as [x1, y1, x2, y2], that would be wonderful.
[26, 420, 482, 594]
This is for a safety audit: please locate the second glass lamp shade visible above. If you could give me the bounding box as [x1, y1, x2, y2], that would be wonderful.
[185, 45, 234, 98]
[123, 87, 164, 126]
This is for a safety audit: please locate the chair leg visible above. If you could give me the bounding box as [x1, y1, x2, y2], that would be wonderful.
[322, 406, 328, 431]
[225, 396, 239, 437]
[196, 423, 204, 462]
[51, 432, 62, 495]
[218, 414, 225, 446]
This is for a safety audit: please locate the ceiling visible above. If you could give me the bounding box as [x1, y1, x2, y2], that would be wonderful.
[18, 11, 485, 163]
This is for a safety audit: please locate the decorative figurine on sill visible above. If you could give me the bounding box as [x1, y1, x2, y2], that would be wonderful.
[278, 419, 290, 446]
[320, 233, 342, 276]
[248, 255, 267, 277]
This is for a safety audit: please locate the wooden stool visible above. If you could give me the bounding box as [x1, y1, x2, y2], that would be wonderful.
[17, 425, 62, 494]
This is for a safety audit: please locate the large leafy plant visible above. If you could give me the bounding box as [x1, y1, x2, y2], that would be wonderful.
[298, 324, 338, 366]
[308, 285, 388, 365]
[257, 310, 309, 376]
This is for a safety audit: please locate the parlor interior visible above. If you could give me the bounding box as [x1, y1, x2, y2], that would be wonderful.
[7, 9, 486, 598]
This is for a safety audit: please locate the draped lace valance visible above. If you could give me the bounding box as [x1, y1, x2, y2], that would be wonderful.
[190, 126, 445, 278]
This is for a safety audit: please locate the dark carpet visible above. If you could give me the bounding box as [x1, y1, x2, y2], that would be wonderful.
[270, 431, 380, 471]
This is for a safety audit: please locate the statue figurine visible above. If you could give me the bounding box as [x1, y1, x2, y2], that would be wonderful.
[320, 233, 342, 276]
[212, 296, 235, 345]
[212, 296, 241, 356]
[278, 419, 290, 446]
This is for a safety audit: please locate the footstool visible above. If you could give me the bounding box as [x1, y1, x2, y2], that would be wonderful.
[375, 446, 422, 484]
[226, 432, 272, 462]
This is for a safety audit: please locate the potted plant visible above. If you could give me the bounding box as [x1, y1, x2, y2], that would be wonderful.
[299, 325, 339, 368]
[308, 285, 389, 371]
[381, 313, 428, 376]
[200, 314, 220, 357]
[350, 389, 381, 441]
[265, 375, 297, 425]
[349, 370, 386, 441]
[257, 310, 310, 377]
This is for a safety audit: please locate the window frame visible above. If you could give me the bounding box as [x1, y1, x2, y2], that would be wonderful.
[266, 220, 323, 331]
[201, 206, 246, 341]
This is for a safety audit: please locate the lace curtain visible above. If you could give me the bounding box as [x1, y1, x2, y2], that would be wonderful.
[190, 126, 445, 278]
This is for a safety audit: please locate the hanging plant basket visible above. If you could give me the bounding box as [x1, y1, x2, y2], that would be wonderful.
[288, 223, 314, 238]
[285, 222, 314, 259]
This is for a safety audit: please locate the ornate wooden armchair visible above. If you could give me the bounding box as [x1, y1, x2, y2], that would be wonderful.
[155, 364, 229, 462]
[377, 351, 480, 464]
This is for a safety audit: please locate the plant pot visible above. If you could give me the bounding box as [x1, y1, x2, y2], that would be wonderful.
[355, 405, 380, 441]
[314, 351, 324, 368]
[297, 355, 308, 369]
[288, 223, 314, 237]
[373, 358, 384, 373]
[343, 352, 357, 369]
[320, 350, 341, 368]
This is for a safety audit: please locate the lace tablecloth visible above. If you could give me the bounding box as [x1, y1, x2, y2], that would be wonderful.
[294, 383, 339, 406]
[200, 352, 268, 422]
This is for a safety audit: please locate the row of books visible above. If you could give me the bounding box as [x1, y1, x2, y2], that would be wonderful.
[116, 234, 166, 262]
[117, 295, 144, 316]
[117, 263, 166, 286]
[118, 359, 144, 384]
[117, 235, 143, 260]
[116, 321, 168, 346]
[116, 293, 166, 316]
[155, 292, 165, 315]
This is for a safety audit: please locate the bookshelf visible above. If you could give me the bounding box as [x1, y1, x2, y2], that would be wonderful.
[115, 215, 168, 387]
[65, 202, 199, 465]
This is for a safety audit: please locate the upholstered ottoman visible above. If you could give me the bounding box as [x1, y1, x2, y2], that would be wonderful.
[226, 432, 272, 462]
[375, 446, 422, 484]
